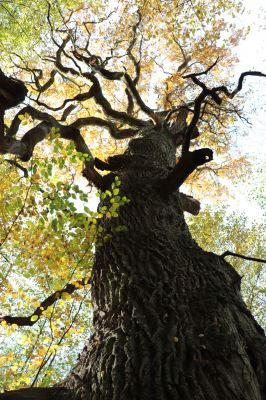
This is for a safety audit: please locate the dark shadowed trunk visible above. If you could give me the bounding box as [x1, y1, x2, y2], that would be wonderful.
[57, 129, 265, 399]
[1, 129, 265, 400]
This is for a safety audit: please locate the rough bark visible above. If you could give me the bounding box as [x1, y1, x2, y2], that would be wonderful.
[1, 129, 265, 400]
[58, 129, 265, 399]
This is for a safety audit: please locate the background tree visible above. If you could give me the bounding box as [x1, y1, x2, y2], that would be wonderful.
[188, 206, 266, 329]
[0, 1, 265, 399]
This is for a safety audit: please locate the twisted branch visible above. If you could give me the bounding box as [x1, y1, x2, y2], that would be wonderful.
[71, 117, 140, 139]
[72, 49, 160, 124]
[182, 62, 266, 153]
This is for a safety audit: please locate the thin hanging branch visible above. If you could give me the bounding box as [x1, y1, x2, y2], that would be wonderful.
[221, 251, 266, 263]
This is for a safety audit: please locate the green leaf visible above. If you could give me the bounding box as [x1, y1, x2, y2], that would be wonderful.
[51, 219, 58, 232]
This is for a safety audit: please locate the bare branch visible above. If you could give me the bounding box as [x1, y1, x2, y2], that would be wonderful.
[214, 71, 266, 99]
[163, 106, 199, 147]
[61, 104, 77, 121]
[0, 122, 51, 161]
[183, 57, 219, 79]
[125, 88, 134, 115]
[72, 50, 160, 124]
[182, 63, 266, 153]
[82, 71, 150, 127]
[53, 40, 148, 127]
[83, 8, 117, 25]
[9, 53, 56, 96]
[34, 69, 57, 94]
[54, 35, 81, 76]
[71, 117, 140, 139]
[7, 106, 55, 137]
[172, 35, 192, 72]
[127, 10, 142, 85]
[221, 251, 266, 263]
[32, 86, 95, 112]
[123, 11, 143, 114]
[3, 106, 95, 177]
[181, 91, 207, 153]
[45, 31, 150, 127]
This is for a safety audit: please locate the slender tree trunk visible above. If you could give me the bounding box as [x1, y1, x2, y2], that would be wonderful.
[58, 130, 266, 400]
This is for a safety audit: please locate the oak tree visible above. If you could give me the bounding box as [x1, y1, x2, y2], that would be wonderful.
[0, 1, 265, 399]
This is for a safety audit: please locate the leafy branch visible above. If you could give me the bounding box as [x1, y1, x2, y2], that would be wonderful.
[0, 277, 90, 327]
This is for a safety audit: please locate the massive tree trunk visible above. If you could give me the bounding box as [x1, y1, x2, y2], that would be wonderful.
[1, 129, 265, 400]
[57, 129, 266, 400]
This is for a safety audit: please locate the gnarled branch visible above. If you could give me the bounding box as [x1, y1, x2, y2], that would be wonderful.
[52, 36, 149, 128]
[182, 63, 266, 153]
[72, 50, 160, 124]
[71, 116, 140, 139]
[214, 71, 266, 98]
[0, 122, 52, 161]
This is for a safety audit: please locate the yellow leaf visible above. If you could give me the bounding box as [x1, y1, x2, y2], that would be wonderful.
[61, 292, 71, 301]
